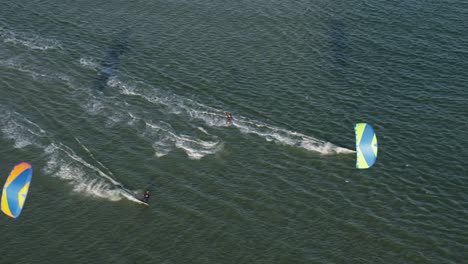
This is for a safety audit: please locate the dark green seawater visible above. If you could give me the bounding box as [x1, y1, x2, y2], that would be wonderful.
[1, 1, 467, 263]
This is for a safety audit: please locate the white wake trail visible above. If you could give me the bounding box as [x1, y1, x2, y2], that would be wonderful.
[108, 77, 353, 154]
[73, 136, 144, 204]
[0, 27, 62, 50]
[74, 136, 114, 176]
[0, 110, 143, 204]
[54, 142, 143, 203]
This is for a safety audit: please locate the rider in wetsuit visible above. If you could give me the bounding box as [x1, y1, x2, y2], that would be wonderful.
[224, 112, 233, 124]
[142, 190, 151, 203]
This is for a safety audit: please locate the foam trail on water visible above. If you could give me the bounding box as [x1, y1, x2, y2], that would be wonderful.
[73, 73, 222, 159]
[78, 58, 350, 155]
[49, 142, 144, 202]
[0, 58, 50, 80]
[0, 57, 78, 91]
[0, 27, 62, 50]
[0, 110, 142, 204]
[54, 142, 120, 185]
[74, 136, 114, 176]
[231, 118, 354, 154]
[0, 111, 47, 149]
[108, 77, 353, 154]
[73, 137, 146, 203]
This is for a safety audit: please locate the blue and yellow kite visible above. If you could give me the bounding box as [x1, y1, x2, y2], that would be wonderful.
[355, 123, 378, 169]
[1, 162, 33, 218]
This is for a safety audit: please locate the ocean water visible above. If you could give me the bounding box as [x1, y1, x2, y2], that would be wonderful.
[0, 1, 467, 263]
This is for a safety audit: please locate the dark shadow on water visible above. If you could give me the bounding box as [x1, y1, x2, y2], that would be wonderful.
[93, 29, 131, 91]
[329, 20, 350, 69]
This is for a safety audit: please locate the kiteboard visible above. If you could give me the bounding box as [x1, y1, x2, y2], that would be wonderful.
[119, 188, 149, 206]
[137, 199, 149, 206]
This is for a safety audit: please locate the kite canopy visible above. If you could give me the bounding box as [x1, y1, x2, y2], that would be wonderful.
[355, 123, 378, 169]
[1, 162, 33, 218]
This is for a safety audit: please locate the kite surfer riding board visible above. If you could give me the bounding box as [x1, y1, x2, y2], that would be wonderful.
[224, 112, 233, 125]
[142, 190, 151, 203]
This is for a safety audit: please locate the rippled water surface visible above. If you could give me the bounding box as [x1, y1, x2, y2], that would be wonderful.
[1, 1, 467, 263]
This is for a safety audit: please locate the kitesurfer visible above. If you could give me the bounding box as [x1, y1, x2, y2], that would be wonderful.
[142, 190, 151, 203]
[224, 112, 233, 124]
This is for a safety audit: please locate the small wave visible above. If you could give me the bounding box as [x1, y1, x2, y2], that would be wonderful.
[0, 27, 62, 50]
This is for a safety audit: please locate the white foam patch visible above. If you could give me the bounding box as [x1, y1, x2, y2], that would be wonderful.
[0, 58, 51, 80]
[79, 57, 100, 71]
[74, 180, 122, 201]
[197, 127, 209, 134]
[109, 78, 169, 107]
[82, 96, 105, 116]
[0, 111, 47, 149]
[127, 112, 139, 126]
[144, 121, 221, 159]
[2, 126, 32, 148]
[0, 28, 62, 50]
[174, 134, 221, 160]
[187, 109, 227, 127]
